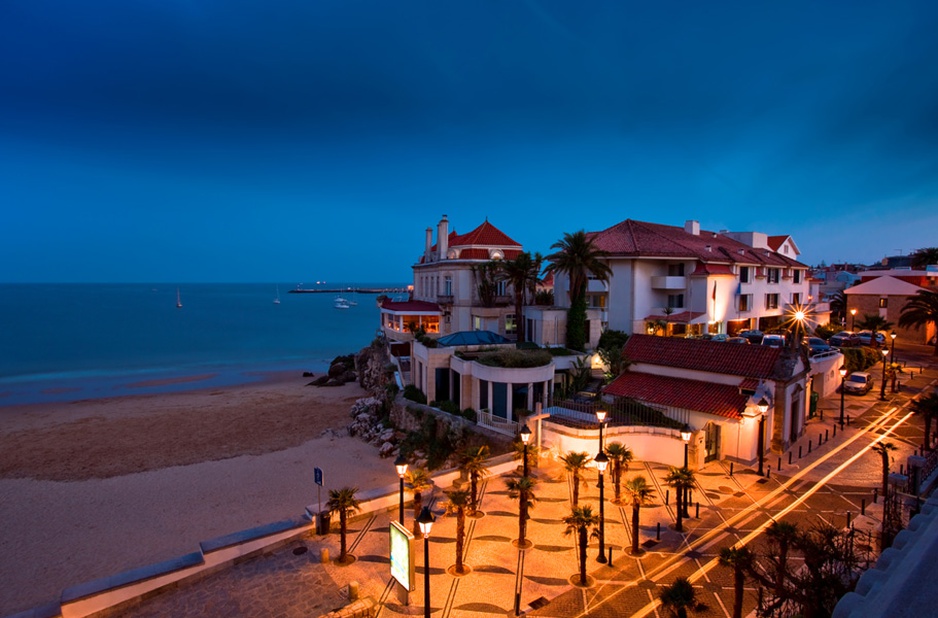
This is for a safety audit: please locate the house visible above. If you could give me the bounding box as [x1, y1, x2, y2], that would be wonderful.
[537, 219, 811, 349]
[845, 275, 937, 345]
[602, 335, 811, 467]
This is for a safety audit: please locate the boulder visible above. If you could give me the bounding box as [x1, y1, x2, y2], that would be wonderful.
[378, 442, 396, 458]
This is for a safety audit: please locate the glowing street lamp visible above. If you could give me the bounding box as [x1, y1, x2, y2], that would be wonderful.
[595, 451, 609, 563]
[519, 424, 532, 477]
[879, 349, 889, 401]
[757, 398, 769, 476]
[680, 424, 692, 516]
[890, 330, 898, 365]
[596, 407, 608, 451]
[417, 506, 435, 618]
[850, 308, 857, 331]
[395, 454, 408, 525]
[839, 366, 847, 429]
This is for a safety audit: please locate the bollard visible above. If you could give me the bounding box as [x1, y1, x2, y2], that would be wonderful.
[819, 432, 823, 445]
[608, 546, 613, 567]
[778, 457, 782, 472]
[665, 490, 669, 505]
[321, 548, 330, 564]
[348, 581, 360, 601]
[833, 425, 837, 437]
[657, 522, 661, 540]
[826, 429, 829, 442]
[861, 498, 866, 516]
[847, 415, 851, 426]
[789, 452, 793, 465]
[873, 488, 878, 504]
[809, 440, 812, 454]
[696, 502, 700, 518]
[846, 512, 852, 528]
[799, 445, 803, 458]
[730, 462, 734, 477]
[767, 466, 771, 479]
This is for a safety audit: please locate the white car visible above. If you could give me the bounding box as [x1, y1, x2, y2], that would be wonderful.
[843, 372, 873, 395]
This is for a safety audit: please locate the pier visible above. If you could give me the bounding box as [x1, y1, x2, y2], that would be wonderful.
[288, 287, 408, 295]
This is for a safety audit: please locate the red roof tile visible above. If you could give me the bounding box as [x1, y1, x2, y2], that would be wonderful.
[623, 334, 782, 380]
[456, 248, 524, 260]
[603, 372, 746, 419]
[451, 220, 521, 248]
[379, 299, 441, 313]
[690, 263, 736, 276]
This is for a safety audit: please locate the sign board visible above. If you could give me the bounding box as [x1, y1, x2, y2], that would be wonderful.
[389, 520, 415, 591]
[314, 467, 323, 487]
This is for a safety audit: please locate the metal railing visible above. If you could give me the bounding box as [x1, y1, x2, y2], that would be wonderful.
[552, 397, 686, 429]
[477, 409, 520, 437]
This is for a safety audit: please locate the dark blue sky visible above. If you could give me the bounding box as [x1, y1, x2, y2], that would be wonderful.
[2, 1, 937, 283]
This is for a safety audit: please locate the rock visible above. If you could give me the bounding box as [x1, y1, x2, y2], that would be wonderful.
[328, 362, 348, 378]
[378, 428, 396, 443]
[312, 375, 330, 386]
[378, 442, 396, 457]
[303, 371, 315, 377]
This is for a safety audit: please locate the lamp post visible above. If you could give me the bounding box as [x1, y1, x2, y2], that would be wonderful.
[839, 367, 847, 429]
[890, 330, 897, 365]
[417, 506, 435, 618]
[850, 308, 857, 331]
[394, 454, 408, 525]
[680, 424, 692, 517]
[595, 451, 608, 563]
[596, 407, 607, 452]
[757, 398, 769, 476]
[879, 349, 889, 401]
[519, 424, 532, 477]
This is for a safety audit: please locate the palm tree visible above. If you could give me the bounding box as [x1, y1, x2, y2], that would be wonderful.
[443, 488, 471, 574]
[605, 442, 633, 503]
[405, 468, 433, 536]
[498, 251, 543, 343]
[562, 505, 599, 586]
[899, 290, 938, 355]
[623, 476, 655, 554]
[664, 466, 695, 532]
[471, 260, 500, 308]
[872, 442, 897, 507]
[829, 290, 847, 326]
[912, 390, 938, 451]
[910, 246, 938, 270]
[505, 475, 537, 546]
[856, 314, 893, 348]
[765, 521, 799, 602]
[719, 545, 753, 618]
[326, 486, 361, 564]
[544, 230, 612, 351]
[659, 577, 698, 618]
[459, 445, 490, 516]
[512, 437, 539, 473]
[560, 451, 593, 507]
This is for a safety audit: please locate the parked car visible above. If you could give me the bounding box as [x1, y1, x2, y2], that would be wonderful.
[804, 337, 833, 355]
[726, 337, 750, 344]
[711, 333, 729, 342]
[739, 329, 764, 344]
[762, 334, 786, 347]
[856, 330, 887, 346]
[830, 331, 860, 347]
[843, 372, 874, 395]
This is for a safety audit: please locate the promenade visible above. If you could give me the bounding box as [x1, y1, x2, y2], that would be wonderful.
[94, 345, 938, 618]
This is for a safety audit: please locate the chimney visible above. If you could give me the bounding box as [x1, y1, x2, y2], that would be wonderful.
[684, 220, 700, 236]
[438, 215, 449, 259]
[425, 227, 433, 257]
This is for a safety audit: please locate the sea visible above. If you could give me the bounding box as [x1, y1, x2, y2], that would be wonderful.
[0, 283, 405, 407]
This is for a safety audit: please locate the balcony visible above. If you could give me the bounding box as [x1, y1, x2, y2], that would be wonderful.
[651, 276, 686, 290]
[437, 294, 454, 305]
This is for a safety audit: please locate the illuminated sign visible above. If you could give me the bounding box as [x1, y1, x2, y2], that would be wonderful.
[389, 520, 415, 591]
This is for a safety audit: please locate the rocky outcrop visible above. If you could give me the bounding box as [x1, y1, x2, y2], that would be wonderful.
[308, 355, 359, 387]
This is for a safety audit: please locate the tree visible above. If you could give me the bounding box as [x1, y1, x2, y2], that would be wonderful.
[562, 505, 599, 586]
[658, 577, 698, 618]
[405, 468, 433, 536]
[623, 476, 655, 554]
[664, 467, 695, 532]
[605, 441, 634, 503]
[459, 445, 490, 516]
[471, 261, 500, 308]
[512, 436, 539, 473]
[765, 521, 799, 602]
[910, 247, 938, 270]
[899, 290, 938, 355]
[560, 451, 593, 507]
[326, 486, 361, 564]
[505, 475, 538, 546]
[544, 230, 612, 351]
[597, 329, 631, 381]
[443, 488, 470, 574]
[498, 251, 543, 343]
[872, 442, 897, 510]
[829, 290, 848, 326]
[911, 390, 938, 451]
[718, 545, 753, 618]
[856, 314, 893, 348]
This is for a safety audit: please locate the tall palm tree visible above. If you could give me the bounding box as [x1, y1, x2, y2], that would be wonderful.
[872, 442, 897, 507]
[459, 445, 490, 516]
[605, 442, 633, 503]
[443, 488, 471, 574]
[658, 577, 698, 618]
[544, 230, 612, 351]
[856, 314, 893, 348]
[829, 290, 847, 326]
[765, 521, 799, 602]
[562, 505, 599, 586]
[512, 437, 539, 473]
[719, 545, 753, 618]
[498, 251, 543, 343]
[623, 476, 655, 554]
[911, 390, 938, 451]
[506, 475, 537, 546]
[899, 290, 938, 355]
[326, 486, 361, 564]
[560, 451, 593, 507]
[910, 246, 938, 270]
[664, 467, 695, 532]
[405, 468, 433, 536]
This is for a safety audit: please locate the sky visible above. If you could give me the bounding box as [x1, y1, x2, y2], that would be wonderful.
[2, 1, 937, 283]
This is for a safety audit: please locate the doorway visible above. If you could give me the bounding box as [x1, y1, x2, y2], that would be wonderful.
[704, 423, 721, 463]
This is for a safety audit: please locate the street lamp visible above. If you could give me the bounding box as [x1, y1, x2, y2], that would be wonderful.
[519, 424, 532, 477]
[757, 397, 769, 476]
[417, 506, 435, 618]
[839, 366, 847, 429]
[394, 454, 408, 525]
[680, 424, 692, 517]
[595, 451, 609, 563]
[879, 349, 889, 401]
[850, 308, 857, 331]
[890, 330, 898, 364]
[596, 407, 607, 452]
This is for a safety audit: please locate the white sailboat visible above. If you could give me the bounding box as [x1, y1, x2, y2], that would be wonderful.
[176, 288, 183, 309]
[273, 285, 281, 305]
[334, 295, 351, 309]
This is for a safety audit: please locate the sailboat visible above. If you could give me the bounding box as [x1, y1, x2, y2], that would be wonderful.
[176, 288, 183, 309]
[273, 285, 281, 305]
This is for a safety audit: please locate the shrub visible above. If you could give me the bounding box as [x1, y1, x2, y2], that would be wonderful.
[475, 348, 552, 368]
[842, 346, 884, 373]
[814, 322, 839, 340]
[436, 400, 461, 415]
[461, 408, 478, 422]
[403, 385, 427, 404]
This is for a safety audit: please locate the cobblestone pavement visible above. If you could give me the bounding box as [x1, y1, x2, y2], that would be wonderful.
[114, 344, 937, 618]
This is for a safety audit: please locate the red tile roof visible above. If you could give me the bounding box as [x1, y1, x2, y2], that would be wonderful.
[767, 235, 789, 251]
[623, 334, 782, 380]
[690, 263, 736, 277]
[457, 248, 523, 260]
[603, 372, 746, 419]
[379, 299, 441, 313]
[451, 220, 521, 248]
[586, 219, 806, 268]
[643, 311, 707, 324]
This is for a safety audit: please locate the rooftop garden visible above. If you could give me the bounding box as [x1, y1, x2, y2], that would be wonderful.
[456, 347, 554, 368]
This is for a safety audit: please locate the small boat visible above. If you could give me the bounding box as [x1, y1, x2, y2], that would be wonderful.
[334, 295, 351, 309]
[176, 288, 183, 309]
[273, 285, 281, 305]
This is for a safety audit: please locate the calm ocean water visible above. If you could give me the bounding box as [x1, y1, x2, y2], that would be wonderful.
[0, 283, 402, 406]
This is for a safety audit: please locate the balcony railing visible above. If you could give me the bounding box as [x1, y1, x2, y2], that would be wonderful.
[651, 276, 686, 290]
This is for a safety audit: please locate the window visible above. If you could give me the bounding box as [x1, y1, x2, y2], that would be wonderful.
[496, 280, 508, 296]
[767, 268, 780, 284]
[667, 294, 684, 309]
[792, 293, 801, 305]
[739, 266, 750, 283]
[668, 263, 685, 276]
[444, 276, 452, 296]
[879, 297, 888, 308]
[505, 313, 517, 336]
[765, 293, 779, 309]
[738, 294, 752, 312]
[793, 270, 803, 284]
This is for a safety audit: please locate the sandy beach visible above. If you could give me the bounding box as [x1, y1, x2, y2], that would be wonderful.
[0, 374, 387, 616]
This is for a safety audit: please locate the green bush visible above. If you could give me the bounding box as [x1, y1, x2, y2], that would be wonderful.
[814, 323, 839, 340]
[461, 407, 478, 422]
[475, 348, 552, 368]
[436, 400, 461, 415]
[842, 347, 884, 373]
[402, 384, 427, 404]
